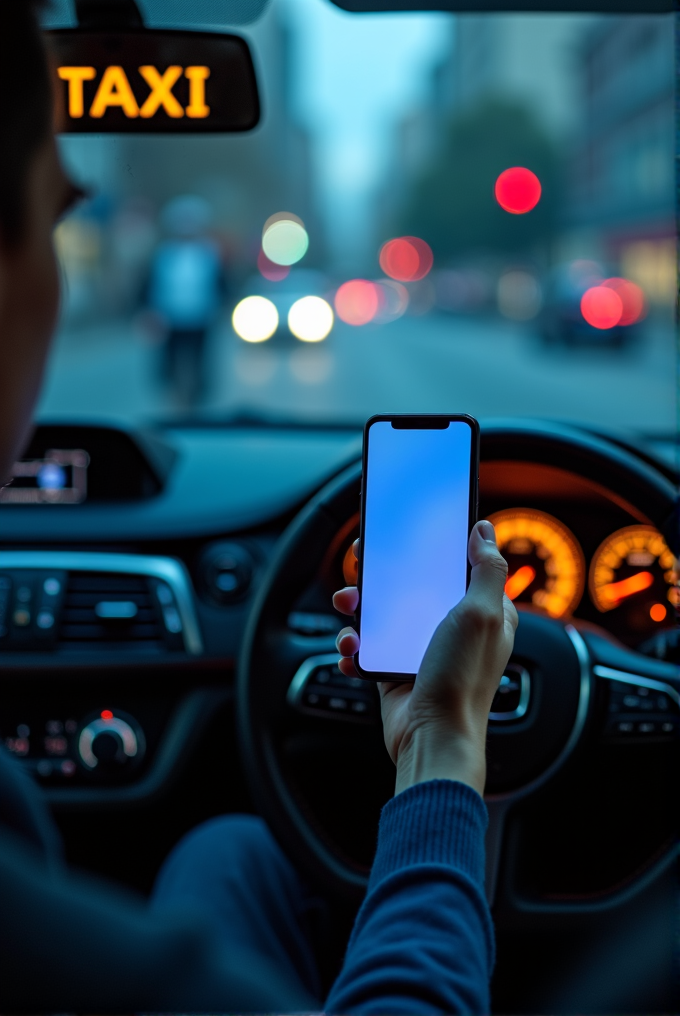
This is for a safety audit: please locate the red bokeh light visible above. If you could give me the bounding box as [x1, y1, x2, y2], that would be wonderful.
[602, 277, 645, 326]
[494, 167, 542, 215]
[379, 236, 433, 282]
[257, 248, 290, 282]
[581, 286, 623, 329]
[334, 280, 381, 326]
[100, 709, 114, 720]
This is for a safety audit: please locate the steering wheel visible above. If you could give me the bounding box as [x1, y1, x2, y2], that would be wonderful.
[237, 420, 678, 904]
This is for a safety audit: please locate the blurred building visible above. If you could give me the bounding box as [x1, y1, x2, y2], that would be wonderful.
[378, 14, 588, 254]
[392, 14, 589, 187]
[563, 15, 675, 304]
[449, 14, 590, 140]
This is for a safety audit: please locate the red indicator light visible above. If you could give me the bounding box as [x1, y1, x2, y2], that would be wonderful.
[379, 236, 433, 282]
[334, 279, 381, 326]
[602, 277, 645, 326]
[100, 709, 114, 720]
[257, 248, 290, 282]
[580, 286, 623, 330]
[494, 167, 541, 214]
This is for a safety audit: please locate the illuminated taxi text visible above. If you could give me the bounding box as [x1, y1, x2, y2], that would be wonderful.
[57, 64, 211, 119]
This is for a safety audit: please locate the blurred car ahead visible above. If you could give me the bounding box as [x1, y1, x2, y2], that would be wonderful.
[539, 261, 646, 348]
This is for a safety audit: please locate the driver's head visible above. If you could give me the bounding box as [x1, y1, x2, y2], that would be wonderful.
[0, 0, 78, 482]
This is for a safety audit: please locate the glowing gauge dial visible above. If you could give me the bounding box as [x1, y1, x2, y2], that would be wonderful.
[488, 509, 585, 618]
[589, 526, 677, 629]
[342, 541, 358, 585]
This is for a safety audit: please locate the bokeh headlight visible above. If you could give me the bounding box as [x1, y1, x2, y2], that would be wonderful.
[232, 296, 279, 343]
[288, 296, 334, 342]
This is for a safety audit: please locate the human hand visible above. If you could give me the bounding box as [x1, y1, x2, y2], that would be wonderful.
[332, 521, 518, 796]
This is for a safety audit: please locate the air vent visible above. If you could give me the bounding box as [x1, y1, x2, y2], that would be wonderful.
[58, 572, 165, 652]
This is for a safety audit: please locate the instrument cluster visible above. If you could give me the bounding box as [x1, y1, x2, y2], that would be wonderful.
[322, 497, 678, 652]
[488, 509, 677, 645]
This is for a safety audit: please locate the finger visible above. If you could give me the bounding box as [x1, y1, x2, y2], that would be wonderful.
[333, 586, 359, 615]
[352, 538, 360, 559]
[466, 521, 509, 604]
[336, 625, 359, 656]
[378, 680, 413, 700]
[338, 656, 359, 677]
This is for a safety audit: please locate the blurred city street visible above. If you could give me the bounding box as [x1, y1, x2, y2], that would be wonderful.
[39, 311, 675, 434]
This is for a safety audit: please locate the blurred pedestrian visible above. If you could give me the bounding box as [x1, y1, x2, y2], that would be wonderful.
[146, 195, 226, 405]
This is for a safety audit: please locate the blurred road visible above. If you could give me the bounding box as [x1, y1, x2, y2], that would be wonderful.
[39, 311, 676, 434]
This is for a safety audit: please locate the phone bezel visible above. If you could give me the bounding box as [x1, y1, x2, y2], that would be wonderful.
[354, 413, 480, 683]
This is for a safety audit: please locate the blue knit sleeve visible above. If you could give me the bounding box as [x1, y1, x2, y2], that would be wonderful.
[325, 780, 494, 1015]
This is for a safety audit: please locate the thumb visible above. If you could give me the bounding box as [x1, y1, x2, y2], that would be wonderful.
[466, 520, 509, 605]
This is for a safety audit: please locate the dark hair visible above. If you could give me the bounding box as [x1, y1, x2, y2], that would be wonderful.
[0, 0, 52, 247]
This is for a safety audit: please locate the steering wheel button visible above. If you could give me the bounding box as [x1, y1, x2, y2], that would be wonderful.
[622, 695, 640, 708]
[43, 578, 61, 597]
[616, 721, 634, 733]
[315, 669, 330, 684]
[638, 722, 656, 734]
[329, 697, 347, 710]
[351, 701, 367, 714]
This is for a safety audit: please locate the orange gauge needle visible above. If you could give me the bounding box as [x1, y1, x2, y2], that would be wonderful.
[505, 565, 536, 600]
[600, 570, 654, 606]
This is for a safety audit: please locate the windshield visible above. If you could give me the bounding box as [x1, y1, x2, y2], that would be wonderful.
[44, 2, 675, 436]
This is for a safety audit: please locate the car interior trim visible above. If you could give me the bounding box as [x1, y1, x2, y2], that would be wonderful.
[484, 625, 592, 905]
[488, 663, 531, 722]
[0, 551, 203, 655]
[486, 624, 592, 803]
[288, 653, 341, 708]
[592, 665, 680, 707]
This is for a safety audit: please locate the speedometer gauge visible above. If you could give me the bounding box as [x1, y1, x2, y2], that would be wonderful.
[488, 508, 585, 618]
[589, 526, 677, 631]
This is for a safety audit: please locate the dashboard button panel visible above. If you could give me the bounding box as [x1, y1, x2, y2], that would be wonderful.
[2, 706, 147, 782]
[288, 654, 379, 723]
[597, 672, 679, 740]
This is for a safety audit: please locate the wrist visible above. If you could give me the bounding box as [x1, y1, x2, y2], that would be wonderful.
[394, 724, 487, 797]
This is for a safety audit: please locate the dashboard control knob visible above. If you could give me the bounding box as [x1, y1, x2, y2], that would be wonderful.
[200, 541, 254, 604]
[78, 713, 143, 770]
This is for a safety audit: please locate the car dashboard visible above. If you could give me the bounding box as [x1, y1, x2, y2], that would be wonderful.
[0, 419, 676, 918]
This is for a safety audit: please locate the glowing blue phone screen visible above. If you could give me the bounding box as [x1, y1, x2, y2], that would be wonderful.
[358, 421, 472, 676]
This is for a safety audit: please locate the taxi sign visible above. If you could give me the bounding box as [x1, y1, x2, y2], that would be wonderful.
[48, 30, 259, 133]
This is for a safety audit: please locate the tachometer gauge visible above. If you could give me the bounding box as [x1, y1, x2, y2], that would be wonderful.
[589, 526, 677, 632]
[488, 508, 585, 618]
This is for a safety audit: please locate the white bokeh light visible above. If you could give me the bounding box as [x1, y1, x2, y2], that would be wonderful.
[288, 296, 334, 342]
[232, 296, 279, 343]
[262, 220, 310, 266]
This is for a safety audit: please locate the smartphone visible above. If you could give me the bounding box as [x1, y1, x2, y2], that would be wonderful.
[355, 414, 479, 682]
